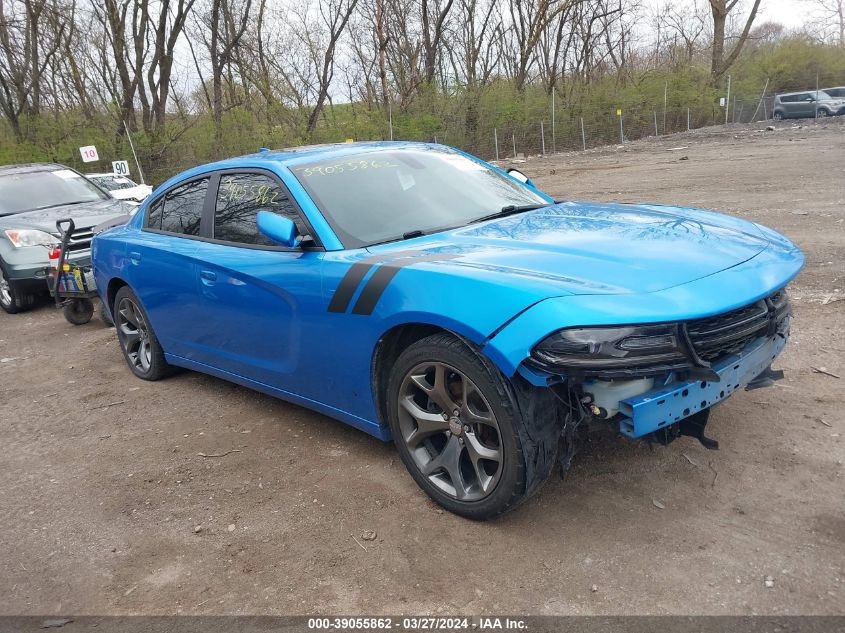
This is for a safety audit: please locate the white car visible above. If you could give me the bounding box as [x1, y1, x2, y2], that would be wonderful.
[86, 173, 152, 205]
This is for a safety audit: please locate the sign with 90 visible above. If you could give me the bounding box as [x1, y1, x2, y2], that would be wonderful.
[112, 160, 130, 176]
[79, 145, 99, 163]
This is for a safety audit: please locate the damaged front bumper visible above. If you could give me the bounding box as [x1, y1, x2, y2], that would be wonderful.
[617, 328, 788, 439]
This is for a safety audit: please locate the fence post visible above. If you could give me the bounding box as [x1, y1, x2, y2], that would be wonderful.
[580, 117, 586, 151]
[123, 120, 146, 185]
[551, 90, 556, 154]
[751, 77, 769, 122]
[512, 134, 516, 159]
[388, 100, 394, 141]
[619, 114, 624, 144]
[724, 74, 731, 125]
[540, 121, 546, 156]
[494, 128, 499, 161]
[687, 107, 690, 131]
[663, 81, 668, 134]
[433, 135, 438, 144]
[653, 111, 659, 136]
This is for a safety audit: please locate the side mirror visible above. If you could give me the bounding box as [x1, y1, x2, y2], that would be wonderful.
[256, 211, 299, 248]
[507, 168, 536, 189]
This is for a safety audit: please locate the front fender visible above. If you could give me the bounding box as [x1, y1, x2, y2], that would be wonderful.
[483, 244, 804, 377]
[356, 258, 562, 346]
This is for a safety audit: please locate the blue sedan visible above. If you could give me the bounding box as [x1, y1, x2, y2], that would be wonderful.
[92, 142, 803, 519]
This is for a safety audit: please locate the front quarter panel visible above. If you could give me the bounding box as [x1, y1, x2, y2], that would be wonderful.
[485, 239, 804, 377]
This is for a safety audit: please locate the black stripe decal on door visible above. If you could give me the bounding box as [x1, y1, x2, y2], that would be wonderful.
[350, 254, 459, 316]
[326, 250, 422, 313]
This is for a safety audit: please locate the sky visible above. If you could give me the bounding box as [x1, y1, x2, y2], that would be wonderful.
[755, 0, 808, 28]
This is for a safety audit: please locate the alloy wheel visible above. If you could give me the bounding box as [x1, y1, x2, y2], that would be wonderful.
[116, 297, 152, 372]
[397, 361, 503, 501]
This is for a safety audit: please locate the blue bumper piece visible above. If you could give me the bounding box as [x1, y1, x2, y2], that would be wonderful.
[617, 332, 788, 438]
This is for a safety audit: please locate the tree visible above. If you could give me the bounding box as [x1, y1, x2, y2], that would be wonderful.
[202, 0, 252, 138]
[145, 0, 197, 133]
[708, 0, 762, 82]
[804, 0, 844, 46]
[0, 0, 66, 140]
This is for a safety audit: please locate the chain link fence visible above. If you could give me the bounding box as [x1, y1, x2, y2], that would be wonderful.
[384, 95, 813, 162]
[374, 73, 844, 162]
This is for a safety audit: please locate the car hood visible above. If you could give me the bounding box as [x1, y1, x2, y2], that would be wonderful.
[369, 201, 774, 296]
[0, 198, 133, 234]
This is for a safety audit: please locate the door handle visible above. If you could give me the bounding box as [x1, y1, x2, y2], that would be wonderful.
[200, 270, 217, 285]
[129, 251, 141, 265]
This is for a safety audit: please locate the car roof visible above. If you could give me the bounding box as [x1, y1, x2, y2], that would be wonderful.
[777, 89, 830, 96]
[153, 141, 441, 196]
[0, 162, 68, 176]
[189, 140, 427, 173]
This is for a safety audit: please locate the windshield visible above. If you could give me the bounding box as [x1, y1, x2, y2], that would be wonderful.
[291, 147, 548, 248]
[0, 168, 109, 216]
[91, 175, 138, 191]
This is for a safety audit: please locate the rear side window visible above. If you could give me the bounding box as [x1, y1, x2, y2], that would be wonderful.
[214, 173, 300, 246]
[156, 178, 208, 236]
[146, 198, 164, 229]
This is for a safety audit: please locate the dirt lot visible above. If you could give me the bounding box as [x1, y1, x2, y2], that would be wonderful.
[1, 120, 843, 616]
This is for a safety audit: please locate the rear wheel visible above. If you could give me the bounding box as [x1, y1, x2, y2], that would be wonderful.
[114, 286, 172, 380]
[98, 299, 114, 327]
[772, 111, 784, 121]
[0, 260, 35, 314]
[386, 333, 549, 519]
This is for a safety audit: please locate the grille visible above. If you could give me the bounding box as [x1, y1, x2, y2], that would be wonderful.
[686, 291, 789, 362]
[66, 226, 94, 252]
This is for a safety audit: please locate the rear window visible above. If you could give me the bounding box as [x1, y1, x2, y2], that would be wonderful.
[147, 178, 208, 236]
[0, 168, 108, 216]
[92, 175, 137, 191]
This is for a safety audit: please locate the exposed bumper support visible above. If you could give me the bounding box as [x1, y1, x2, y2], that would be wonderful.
[617, 329, 788, 439]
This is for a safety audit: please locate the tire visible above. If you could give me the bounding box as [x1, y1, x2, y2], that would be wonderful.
[113, 286, 172, 380]
[63, 298, 94, 325]
[816, 108, 830, 118]
[386, 332, 551, 520]
[0, 259, 36, 314]
[98, 299, 114, 327]
[772, 111, 784, 121]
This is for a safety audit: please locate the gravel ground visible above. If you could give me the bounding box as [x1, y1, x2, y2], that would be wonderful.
[1, 119, 843, 616]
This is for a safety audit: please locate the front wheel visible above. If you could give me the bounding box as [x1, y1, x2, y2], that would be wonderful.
[772, 111, 784, 121]
[816, 108, 830, 118]
[386, 333, 550, 519]
[0, 260, 35, 314]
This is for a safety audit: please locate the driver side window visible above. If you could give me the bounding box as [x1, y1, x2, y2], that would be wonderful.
[214, 173, 301, 246]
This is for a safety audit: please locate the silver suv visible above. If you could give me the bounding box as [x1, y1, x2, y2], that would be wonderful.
[0, 163, 131, 313]
[773, 90, 845, 120]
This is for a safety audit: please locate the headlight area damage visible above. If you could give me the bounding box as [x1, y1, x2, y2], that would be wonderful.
[498, 289, 792, 474]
